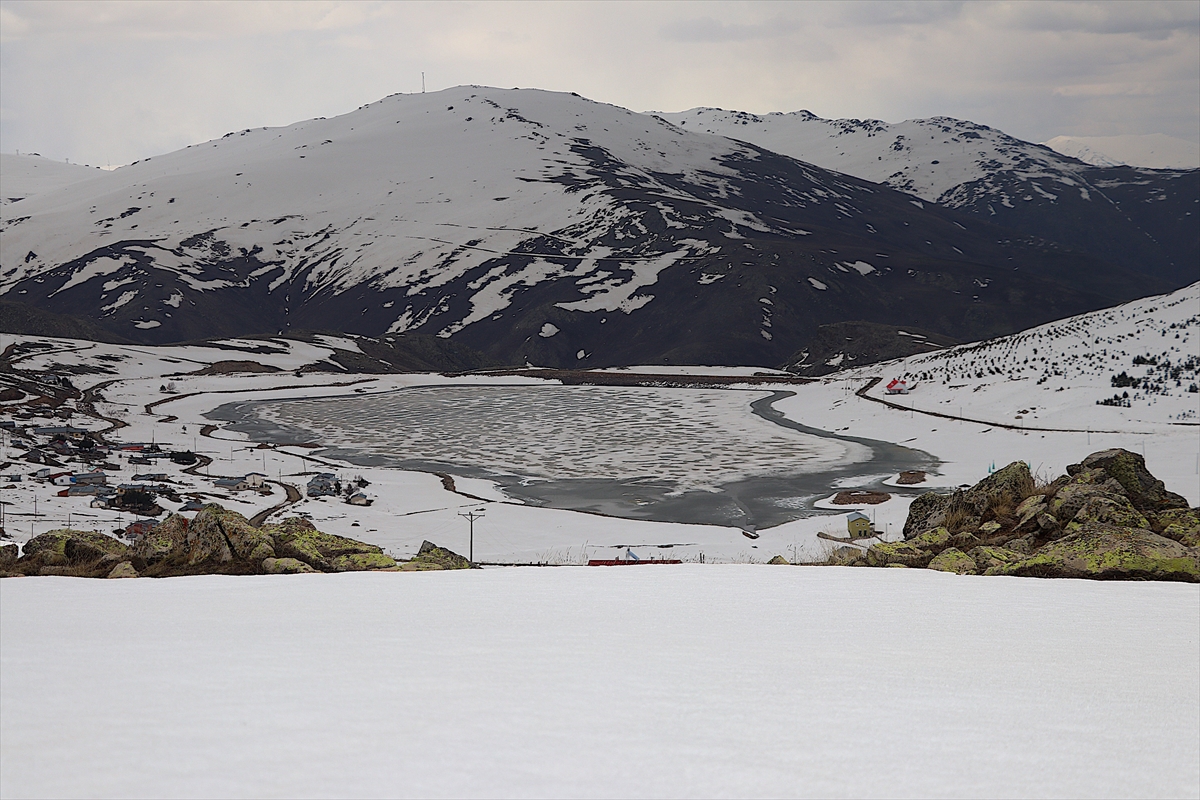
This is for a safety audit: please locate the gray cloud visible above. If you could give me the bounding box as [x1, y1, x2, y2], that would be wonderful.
[1, 0, 1196, 168]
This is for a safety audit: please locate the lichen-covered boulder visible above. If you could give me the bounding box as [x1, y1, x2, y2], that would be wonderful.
[1048, 480, 1126, 525]
[107, 561, 139, 579]
[410, 540, 473, 570]
[910, 527, 951, 549]
[0, 543, 18, 570]
[999, 537, 1034, 555]
[265, 517, 390, 572]
[132, 514, 189, 564]
[867, 540, 934, 568]
[262, 557, 316, 575]
[17, 530, 129, 576]
[827, 546, 865, 566]
[332, 552, 397, 572]
[1002, 525, 1199, 582]
[966, 461, 1035, 513]
[1065, 495, 1149, 532]
[1150, 508, 1200, 547]
[185, 506, 236, 566]
[969, 546, 1025, 575]
[400, 560, 445, 571]
[1012, 496, 1047, 531]
[950, 531, 980, 550]
[212, 507, 274, 561]
[1072, 449, 1190, 513]
[903, 492, 951, 539]
[928, 548, 977, 575]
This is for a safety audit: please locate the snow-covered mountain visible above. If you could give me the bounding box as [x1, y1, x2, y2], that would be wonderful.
[0, 153, 103, 206]
[1042, 134, 1200, 170]
[0, 88, 1168, 367]
[657, 109, 1198, 285]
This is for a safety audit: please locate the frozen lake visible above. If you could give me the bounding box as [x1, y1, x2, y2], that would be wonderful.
[212, 385, 933, 528]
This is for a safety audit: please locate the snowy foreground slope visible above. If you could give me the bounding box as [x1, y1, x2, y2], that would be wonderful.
[2, 568, 1197, 799]
[657, 107, 1197, 285]
[0, 87, 1165, 367]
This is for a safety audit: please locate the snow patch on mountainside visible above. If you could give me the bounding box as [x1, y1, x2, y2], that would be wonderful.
[656, 107, 1091, 204]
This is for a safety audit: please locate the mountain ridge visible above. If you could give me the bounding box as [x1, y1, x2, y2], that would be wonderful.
[0, 87, 1180, 369]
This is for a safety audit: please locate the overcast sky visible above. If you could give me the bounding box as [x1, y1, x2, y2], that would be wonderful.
[2, 0, 1197, 167]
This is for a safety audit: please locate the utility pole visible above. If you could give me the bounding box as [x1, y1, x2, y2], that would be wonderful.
[459, 509, 484, 563]
[421, 72, 425, 93]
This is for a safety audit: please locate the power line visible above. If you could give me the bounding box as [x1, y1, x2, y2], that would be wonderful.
[458, 509, 484, 563]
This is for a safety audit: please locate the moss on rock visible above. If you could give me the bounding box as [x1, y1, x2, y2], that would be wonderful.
[262, 557, 317, 575]
[1150, 508, 1200, 547]
[970, 545, 1024, 574]
[265, 520, 389, 572]
[332, 552, 397, 572]
[18, 530, 129, 576]
[1074, 449, 1190, 513]
[409, 540, 473, 570]
[0, 543, 16, 570]
[928, 548, 977, 574]
[867, 540, 934, 568]
[1001, 524, 1199, 582]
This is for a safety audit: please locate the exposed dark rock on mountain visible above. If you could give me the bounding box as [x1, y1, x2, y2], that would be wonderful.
[659, 108, 1199, 287]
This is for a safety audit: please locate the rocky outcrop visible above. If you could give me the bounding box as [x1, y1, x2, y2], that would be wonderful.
[8, 505, 399, 578]
[263, 517, 392, 572]
[928, 548, 976, 575]
[862, 449, 1198, 582]
[10, 530, 131, 578]
[404, 540, 474, 570]
[132, 514, 188, 563]
[1005, 525, 1197, 581]
[0, 543, 18, 571]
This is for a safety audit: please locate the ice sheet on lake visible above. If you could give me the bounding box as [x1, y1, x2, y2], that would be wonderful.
[253, 386, 868, 492]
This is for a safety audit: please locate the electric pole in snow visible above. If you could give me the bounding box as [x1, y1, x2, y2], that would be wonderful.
[459, 509, 484, 563]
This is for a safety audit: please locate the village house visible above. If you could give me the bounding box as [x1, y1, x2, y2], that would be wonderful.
[62, 484, 115, 497]
[846, 511, 873, 538]
[32, 425, 89, 438]
[212, 474, 268, 492]
[306, 473, 340, 497]
[54, 471, 107, 487]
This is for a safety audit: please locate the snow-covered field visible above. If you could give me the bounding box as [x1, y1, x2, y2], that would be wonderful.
[2, 567, 1197, 799]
